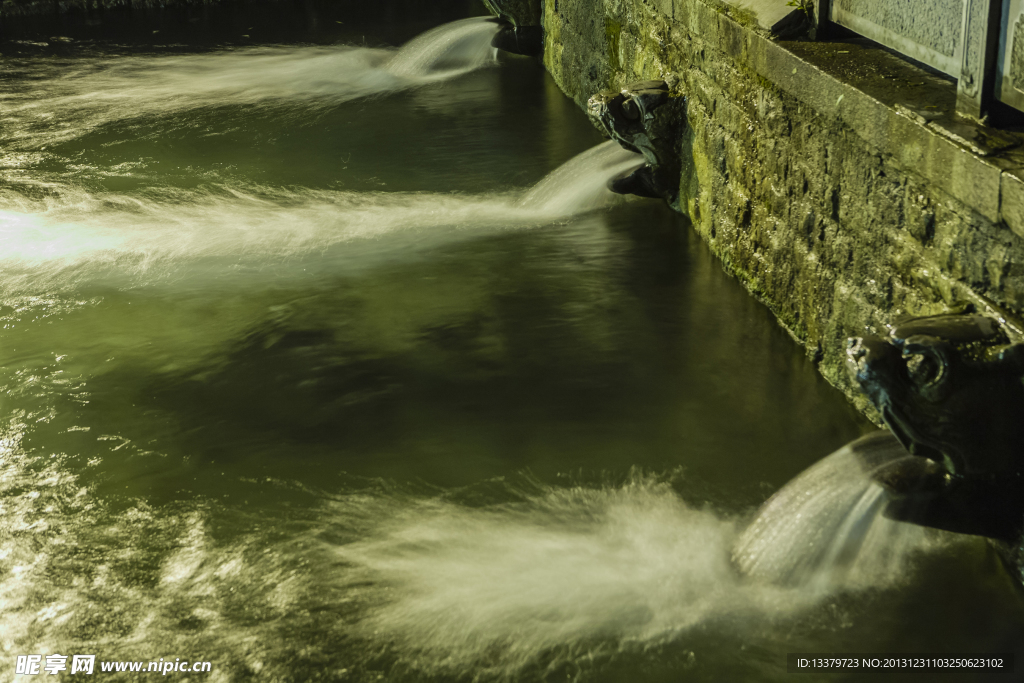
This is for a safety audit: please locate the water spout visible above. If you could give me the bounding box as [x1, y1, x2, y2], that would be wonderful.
[733, 432, 944, 591]
[2, 18, 500, 151]
[517, 140, 643, 215]
[587, 80, 685, 204]
[847, 312, 1024, 541]
[0, 141, 640, 293]
[482, 0, 544, 56]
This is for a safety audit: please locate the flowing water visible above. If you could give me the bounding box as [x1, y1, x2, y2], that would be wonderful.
[1, 17, 500, 151]
[733, 438, 940, 591]
[2, 10, 1023, 683]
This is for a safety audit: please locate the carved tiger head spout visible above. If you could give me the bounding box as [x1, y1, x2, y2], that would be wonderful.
[847, 311, 1024, 540]
[587, 80, 685, 205]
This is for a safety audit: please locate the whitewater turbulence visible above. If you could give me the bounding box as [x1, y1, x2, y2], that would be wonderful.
[333, 479, 743, 675]
[325, 467, 950, 677]
[316, 444, 960, 677]
[0, 141, 641, 293]
[1, 17, 500, 150]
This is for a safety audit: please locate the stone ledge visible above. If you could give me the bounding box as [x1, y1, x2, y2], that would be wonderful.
[676, 0, 1023, 233]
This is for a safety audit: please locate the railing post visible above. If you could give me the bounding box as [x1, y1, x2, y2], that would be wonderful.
[812, 0, 832, 40]
[956, 0, 1004, 121]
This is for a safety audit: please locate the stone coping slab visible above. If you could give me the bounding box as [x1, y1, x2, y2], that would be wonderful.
[684, 0, 1024, 233]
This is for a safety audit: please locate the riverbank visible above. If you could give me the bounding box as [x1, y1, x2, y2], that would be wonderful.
[542, 0, 1024, 418]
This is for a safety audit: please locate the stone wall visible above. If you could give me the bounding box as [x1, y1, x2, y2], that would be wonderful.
[542, 0, 1024, 418]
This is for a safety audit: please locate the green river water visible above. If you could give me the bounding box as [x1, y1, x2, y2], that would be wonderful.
[0, 7, 1022, 682]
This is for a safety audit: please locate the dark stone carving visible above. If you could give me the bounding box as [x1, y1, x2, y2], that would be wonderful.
[847, 311, 1024, 540]
[482, 0, 543, 57]
[608, 165, 663, 199]
[842, 430, 949, 499]
[587, 80, 685, 204]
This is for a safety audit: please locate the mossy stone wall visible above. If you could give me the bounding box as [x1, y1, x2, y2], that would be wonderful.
[543, 0, 1024, 418]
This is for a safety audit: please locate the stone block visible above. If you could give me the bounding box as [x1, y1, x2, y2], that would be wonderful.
[1000, 168, 1024, 240]
[651, 0, 675, 19]
[722, 0, 805, 34]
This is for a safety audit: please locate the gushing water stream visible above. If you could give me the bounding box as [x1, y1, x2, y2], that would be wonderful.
[732, 439, 946, 591]
[1, 17, 499, 150]
[1, 12, 1021, 683]
[0, 141, 640, 293]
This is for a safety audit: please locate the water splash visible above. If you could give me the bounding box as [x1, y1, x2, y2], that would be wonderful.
[385, 17, 500, 81]
[332, 481, 759, 675]
[518, 140, 644, 215]
[325, 467, 952, 678]
[0, 452, 986, 682]
[1, 18, 499, 149]
[0, 142, 641, 293]
[732, 437, 950, 591]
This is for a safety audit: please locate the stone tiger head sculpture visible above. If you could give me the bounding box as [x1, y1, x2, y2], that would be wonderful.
[587, 80, 685, 204]
[847, 311, 1024, 540]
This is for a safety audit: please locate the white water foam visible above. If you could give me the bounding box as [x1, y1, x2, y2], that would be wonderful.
[332, 482, 755, 676]
[732, 439, 951, 591]
[0, 474, 743, 680]
[0, 458, 970, 681]
[326, 470, 944, 677]
[1, 18, 499, 149]
[0, 142, 641, 293]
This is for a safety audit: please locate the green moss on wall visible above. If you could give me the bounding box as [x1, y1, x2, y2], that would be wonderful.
[542, 0, 1024, 423]
[605, 18, 621, 74]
